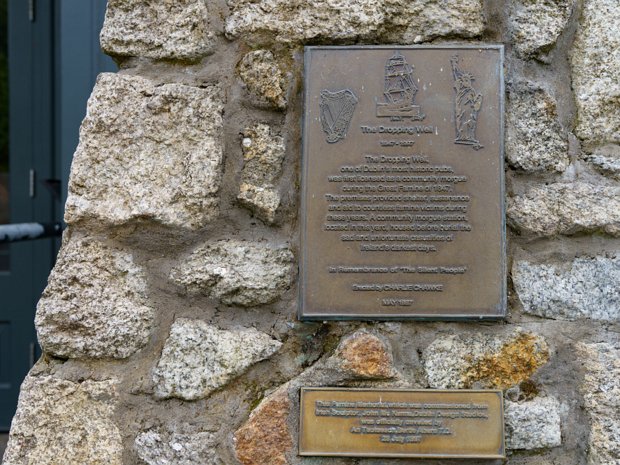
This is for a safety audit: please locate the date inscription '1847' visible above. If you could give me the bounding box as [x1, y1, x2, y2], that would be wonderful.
[299, 388, 505, 459]
[300, 46, 505, 319]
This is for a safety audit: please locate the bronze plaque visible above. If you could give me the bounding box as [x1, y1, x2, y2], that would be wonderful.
[300, 46, 505, 320]
[299, 388, 505, 459]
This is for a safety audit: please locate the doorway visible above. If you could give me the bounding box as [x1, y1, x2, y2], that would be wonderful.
[0, 0, 115, 430]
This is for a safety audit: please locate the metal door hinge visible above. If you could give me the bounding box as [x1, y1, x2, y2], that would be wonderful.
[29, 169, 36, 198]
[29, 342, 36, 367]
[28, 0, 35, 22]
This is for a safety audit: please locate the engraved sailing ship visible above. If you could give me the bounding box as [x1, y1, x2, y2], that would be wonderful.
[451, 55, 483, 150]
[319, 89, 358, 144]
[376, 52, 424, 121]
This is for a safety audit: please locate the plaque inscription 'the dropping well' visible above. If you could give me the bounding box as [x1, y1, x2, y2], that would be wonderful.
[300, 46, 505, 320]
[299, 388, 505, 459]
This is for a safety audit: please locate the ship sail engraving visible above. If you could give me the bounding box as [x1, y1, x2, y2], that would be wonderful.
[451, 55, 484, 150]
[319, 89, 358, 144]
[376, 52, 424, 121]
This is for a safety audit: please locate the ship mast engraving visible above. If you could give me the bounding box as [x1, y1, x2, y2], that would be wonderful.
[376, 52, 424, 121]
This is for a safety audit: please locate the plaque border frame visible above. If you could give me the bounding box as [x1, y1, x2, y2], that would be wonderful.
[299, 45, 506, 321]
[299, 387, 506, 459]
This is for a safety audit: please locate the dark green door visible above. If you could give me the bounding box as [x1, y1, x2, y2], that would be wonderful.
[0, 0, 115, 430]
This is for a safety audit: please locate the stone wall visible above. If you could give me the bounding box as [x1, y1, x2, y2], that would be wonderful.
[3, 0, 619, 464]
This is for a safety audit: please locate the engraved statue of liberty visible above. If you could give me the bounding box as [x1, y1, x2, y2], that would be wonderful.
[450, 55, 483, 150]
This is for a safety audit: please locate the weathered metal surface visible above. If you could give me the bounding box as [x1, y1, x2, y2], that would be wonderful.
[299, 388, 505, 459]
[300, 46, 505, 320]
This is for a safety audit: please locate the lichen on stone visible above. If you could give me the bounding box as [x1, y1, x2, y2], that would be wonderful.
[238, 50, 288, 110]
[423, 331, 549, 390]
[461, 333, 550, 390]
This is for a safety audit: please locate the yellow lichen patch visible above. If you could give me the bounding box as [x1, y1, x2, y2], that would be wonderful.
[462, 333, 550, 389]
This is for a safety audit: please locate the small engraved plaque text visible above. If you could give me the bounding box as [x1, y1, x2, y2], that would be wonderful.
[299, 388, 505, 459]
[300, 46, 505, 319]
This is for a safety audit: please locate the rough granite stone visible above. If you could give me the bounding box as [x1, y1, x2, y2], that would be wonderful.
[234, 387, 291, 465]
[2, 375, 122, 465]
[576, 342, 620, 465]
[332, 330, 396, 379]
[506, 85, 568, 172]
[509, 0, 573, 60]
[505, 397, 562, 450]
[225, 0, 485, 45]
[233, 328, 406, 465]
[65, 73, 224, 231]
[169, 239, 294, 306]
[571, 0, 620, 146]
[100, 0, 213, 60]
[153, 318, 282, 400]
[423, 332, 549, 389]
[585, 145, 620, 181]
[238, 124, 286, 223]
[135, 429, 220, 465]
[35, 232, 154, 359]
[238, 51, 288, 110]
[513, 255, 620, 322]
[507, 182, 620, 237]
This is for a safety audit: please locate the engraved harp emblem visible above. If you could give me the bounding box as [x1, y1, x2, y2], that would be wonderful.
[451, 55, 484, 150]
[319, 89, 358, 143]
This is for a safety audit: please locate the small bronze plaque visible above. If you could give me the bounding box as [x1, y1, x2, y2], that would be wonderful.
[300, 46, 505, 319]
[299, 388, 505, 459]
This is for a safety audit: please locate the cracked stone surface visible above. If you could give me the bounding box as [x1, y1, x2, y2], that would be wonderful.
[153, 318, 282, 400]
[101, 0, 214, 60]
[65, 73, 224, 231]
[423, 331, 549, 389]
[225, 0, 485, 45]
[513, 255, 620, 322]
[571, 0, 620, 147]
[505, 396, 562, 450]
[509, 0, 573, 60]
[507, 182, 620, 237]
[35, 232, 154, 359]
[2, 374, 122, 465]
[506, 84, 568, 172]
[238, 124, 286, 223]
[169, 239, 294, 306]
